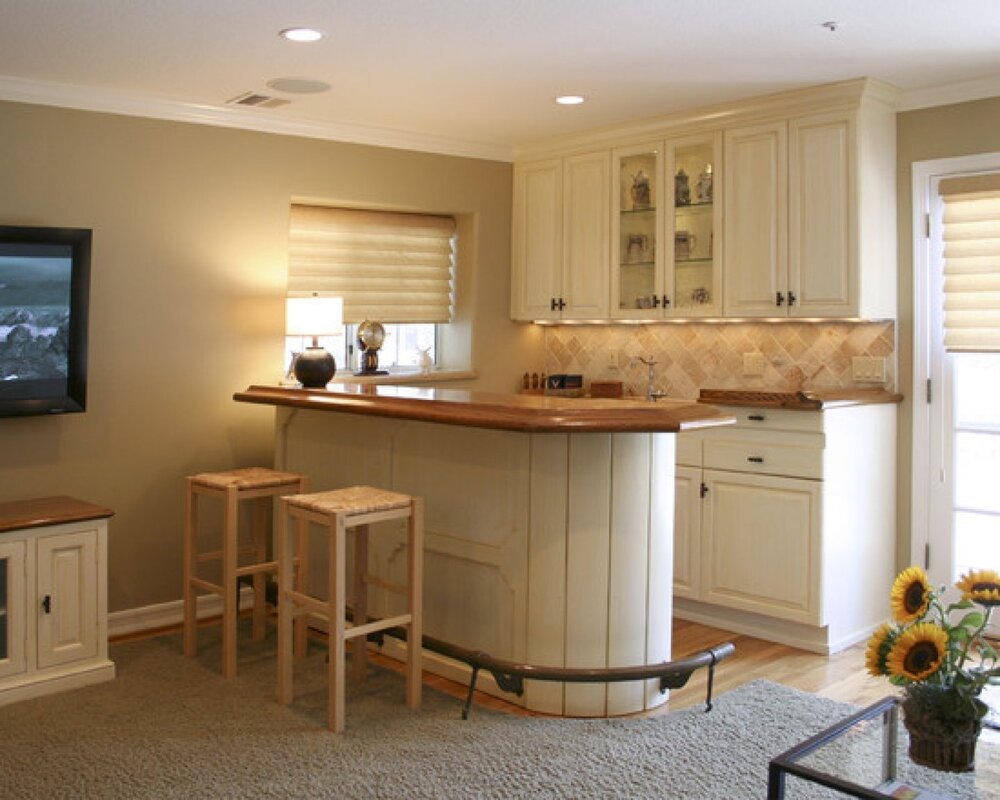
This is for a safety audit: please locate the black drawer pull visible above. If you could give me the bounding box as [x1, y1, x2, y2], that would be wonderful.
[747, 456, 764, 464]
[747, 414, 766, 421]
[42, 594, 52, 614]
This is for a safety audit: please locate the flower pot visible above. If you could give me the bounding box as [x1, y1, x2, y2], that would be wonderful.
[902, 690, 983, 773]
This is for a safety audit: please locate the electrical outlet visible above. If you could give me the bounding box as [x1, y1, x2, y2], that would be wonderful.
[606, 350, 619, 371]
[852, 356, 886, 383]
[743, 352, 766, 377]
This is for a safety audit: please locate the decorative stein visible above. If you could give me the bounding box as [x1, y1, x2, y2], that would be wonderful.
[630, 170, 651, 210]
[675, 169, 691, 206]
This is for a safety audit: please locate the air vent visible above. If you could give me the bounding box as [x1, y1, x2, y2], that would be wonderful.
[227, 91, 291, 109]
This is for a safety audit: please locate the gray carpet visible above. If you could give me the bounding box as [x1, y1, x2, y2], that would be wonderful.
[0, 628, 996, 799]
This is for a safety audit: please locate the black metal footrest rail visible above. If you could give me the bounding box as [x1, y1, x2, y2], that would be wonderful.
[373, 623, 735, 720]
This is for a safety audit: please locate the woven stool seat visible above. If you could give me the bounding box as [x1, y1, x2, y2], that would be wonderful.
[284, 485, 413, 516]
[183, 466, 309, 679]
[190, 467, 305, 491]
[277, 485, 424, 733]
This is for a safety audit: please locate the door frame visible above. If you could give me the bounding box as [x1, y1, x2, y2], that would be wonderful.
[911, 151, 1000, 579]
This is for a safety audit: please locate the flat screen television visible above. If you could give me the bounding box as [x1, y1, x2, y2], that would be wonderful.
[0, 225, 91, 417]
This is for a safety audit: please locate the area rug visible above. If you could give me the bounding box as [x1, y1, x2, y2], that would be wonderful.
[0, 629, 995, 799]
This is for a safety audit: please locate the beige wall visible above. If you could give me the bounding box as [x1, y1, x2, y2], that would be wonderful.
[0, 100, 535, 613]
[895, 96, 1000, 566]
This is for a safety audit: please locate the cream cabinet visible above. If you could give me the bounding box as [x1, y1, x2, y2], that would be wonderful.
[511, 151, 610, 321]
[674, 401, 897, 654]
[0, 498, 114, 706]
[723, 105, 895, 318]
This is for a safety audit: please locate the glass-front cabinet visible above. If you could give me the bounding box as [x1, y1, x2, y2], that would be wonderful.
[612, 134, 721, 318]
[669, 133, 722, 317]
[0, 540, 26, 680]
[612, 143, 663, 317]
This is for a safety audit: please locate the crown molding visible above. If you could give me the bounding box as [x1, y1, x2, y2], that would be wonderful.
[898, 72, 1000, 112]
[0, 75, 514, 163]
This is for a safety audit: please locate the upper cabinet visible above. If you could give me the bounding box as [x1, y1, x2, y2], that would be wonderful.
[511, 152, 610, 321]
[512, 78, 898, 323]
[723, 106, 896, 318]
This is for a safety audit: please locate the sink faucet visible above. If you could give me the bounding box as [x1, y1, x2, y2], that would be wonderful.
[635, 356, 667, 401]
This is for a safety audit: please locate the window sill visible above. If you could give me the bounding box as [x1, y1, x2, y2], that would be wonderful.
[280, 369, 477, 388]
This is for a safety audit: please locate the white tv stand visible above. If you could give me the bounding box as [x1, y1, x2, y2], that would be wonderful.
[0, 496, 115, 706]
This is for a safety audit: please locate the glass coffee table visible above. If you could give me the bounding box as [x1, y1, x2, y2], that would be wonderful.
[768, 696, 999, 799]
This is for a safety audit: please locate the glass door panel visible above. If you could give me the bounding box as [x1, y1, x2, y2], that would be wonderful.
[613, 145, 662, 317]
[668, 135, 721, 316]
[0, 541, 26, 679]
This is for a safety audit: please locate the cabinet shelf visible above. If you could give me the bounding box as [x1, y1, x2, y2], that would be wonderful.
[621, 206, 656, 216]
[621, 259, 655, 268]
[674, 202, 713, 214]
[674, 257, 714, 266]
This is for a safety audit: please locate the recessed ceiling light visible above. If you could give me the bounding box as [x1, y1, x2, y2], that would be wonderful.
[279, 27, 325, 43]
[267, 77, 331, 94]
[556, 95, 585, 106]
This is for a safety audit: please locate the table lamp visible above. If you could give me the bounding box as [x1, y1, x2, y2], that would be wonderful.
[286, 294, 343, 388]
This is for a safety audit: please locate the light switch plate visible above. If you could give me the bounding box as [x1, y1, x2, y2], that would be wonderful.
[743, 352, 766, 377]
[852, 356, 886, 383]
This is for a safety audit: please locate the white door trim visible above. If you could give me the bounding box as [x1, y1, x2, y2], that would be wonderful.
[911, 151, 1000, 577]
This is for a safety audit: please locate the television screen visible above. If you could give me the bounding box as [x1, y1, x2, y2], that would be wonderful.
[0, 226, 91, 417]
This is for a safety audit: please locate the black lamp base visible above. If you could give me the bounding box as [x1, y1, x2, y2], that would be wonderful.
[293, 347, 336, 388]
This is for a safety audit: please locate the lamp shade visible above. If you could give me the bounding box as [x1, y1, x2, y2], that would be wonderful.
[285, 295, 344, 336]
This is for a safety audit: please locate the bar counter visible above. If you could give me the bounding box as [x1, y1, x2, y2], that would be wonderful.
[236, 383, 733, 717]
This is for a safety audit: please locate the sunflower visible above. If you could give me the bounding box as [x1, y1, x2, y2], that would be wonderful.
[956, 569, 1000, 608]
[886, 622, 948, 681]
[864, 623, 896, 677]
[890, 566, 932, 623]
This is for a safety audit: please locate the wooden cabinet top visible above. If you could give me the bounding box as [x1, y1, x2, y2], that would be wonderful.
[0, 496, 114, 534]
[698, 387, 903, 410]
[235, 384, 735, 434]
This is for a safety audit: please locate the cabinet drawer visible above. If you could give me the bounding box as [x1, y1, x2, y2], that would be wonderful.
[705, 437, 823, 479]
[716, 405, 823, 433]
[676, 434, 702, 467]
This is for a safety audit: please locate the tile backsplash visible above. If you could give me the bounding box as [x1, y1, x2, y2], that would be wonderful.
[544, 321, 895, 400]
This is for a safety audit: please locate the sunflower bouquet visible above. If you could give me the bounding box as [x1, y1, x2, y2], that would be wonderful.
[866, 567, 1000, 731]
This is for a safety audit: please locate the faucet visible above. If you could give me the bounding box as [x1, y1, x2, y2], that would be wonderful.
[635, 356, 668, 401]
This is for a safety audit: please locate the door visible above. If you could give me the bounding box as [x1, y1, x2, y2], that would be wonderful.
[672, 465, 702, 599]
[915, 154, 1000, 636]
[612, 142, 663, 317]
[511, 158, 562, 320]
[0, 540, 27, 679]
[701, 469, 821, 624]
[723, 122, 788, 316]
[562, 151, 610, 319]
[36, 529, 98, 669]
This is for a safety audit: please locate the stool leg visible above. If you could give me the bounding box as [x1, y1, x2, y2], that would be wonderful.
[407, 497, 424, 710]
[221, 485, 239, 680]
[277, 500, 293, 705]
[251, 497, 268, 641]
[182, 480, 198, 657]
[329, 514, 348, 733]
[352, 524, 369, 683]
[294, 514, 310, 659]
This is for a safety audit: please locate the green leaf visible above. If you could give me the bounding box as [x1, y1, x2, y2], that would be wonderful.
[957, 610, 986, 629]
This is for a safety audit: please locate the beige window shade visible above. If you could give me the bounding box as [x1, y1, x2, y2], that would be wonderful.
[288, 205, 456, 324]
[939, 173, 1000, 353]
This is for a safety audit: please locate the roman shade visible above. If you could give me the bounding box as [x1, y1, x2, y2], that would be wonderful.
[288, 205, 456, 324]
[939, 173, 1000, 352]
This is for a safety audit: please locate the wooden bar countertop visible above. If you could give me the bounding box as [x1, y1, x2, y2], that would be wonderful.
[698, 387, 903, 409]
[0, 496, 114, 534]
[234, 383, 735, 434]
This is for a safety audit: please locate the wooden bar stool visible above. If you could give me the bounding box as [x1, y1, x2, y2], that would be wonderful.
[276, 485, 424, 733]
[183, 467, 309, 679]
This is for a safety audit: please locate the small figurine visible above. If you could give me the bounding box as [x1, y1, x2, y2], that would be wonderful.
[630, 170, 651, 209]
[675, 169, 691, 206]
[696, 163, 714, 203]
[418, 347, 433, 374]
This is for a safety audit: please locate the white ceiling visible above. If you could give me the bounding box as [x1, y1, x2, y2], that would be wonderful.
[2, 0, 1000, 161]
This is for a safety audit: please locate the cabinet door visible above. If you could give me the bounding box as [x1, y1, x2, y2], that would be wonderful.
[789, 112, 856, 317]
[701, 469, 821, 624]
[511, 159, 563, 320]
[673, 465, 702, 599]
[723, 122, 788, 317]
[36, 529, 98, 669]
[668, 133, 722, 317]
[0, 541, 27, 679]
[562, 151, 610, 319]
[612, 143, 663, 318]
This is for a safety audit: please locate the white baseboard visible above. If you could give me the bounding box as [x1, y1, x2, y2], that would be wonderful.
[108, 587, 255, 639]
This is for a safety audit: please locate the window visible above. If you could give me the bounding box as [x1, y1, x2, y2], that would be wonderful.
[286, 205, 456, 375]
